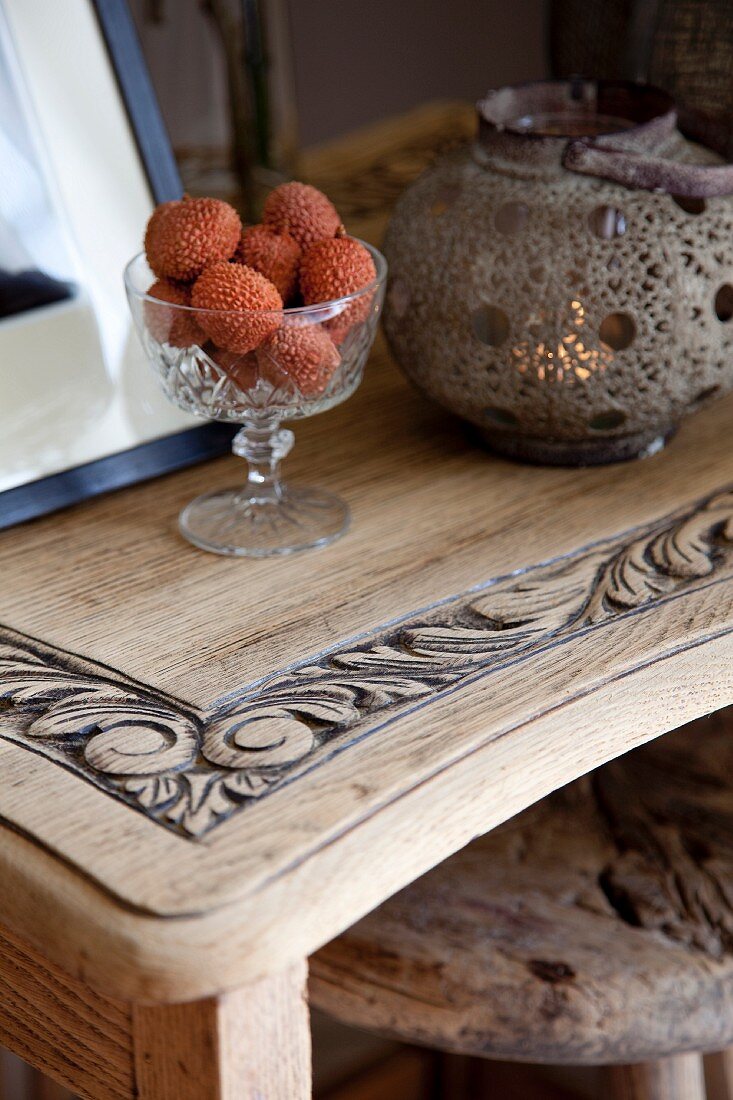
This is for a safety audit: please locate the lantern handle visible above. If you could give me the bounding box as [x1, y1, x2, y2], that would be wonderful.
[563, 139, 733, 198]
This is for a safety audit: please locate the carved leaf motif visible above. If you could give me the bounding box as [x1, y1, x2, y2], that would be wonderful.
[123, 774, 182, 811]
[1, 491, 732, 838]
[0, 654, 123, 708]
[26, 699, 198, 772]
[21, 694, 199, 777]
[0, 635, 201, 780]
[650, 521, 713, 579]
[589, 539, 674, 618]
[160, 770, 283, 836]
[401, 624, 536, 657]
[472, 559, 601, 630]
[648, 492, 733, 578]
[222, 770, 279, 798]
[83, 717, 199, 776]
[333, 677, 430, 707]
[405, 555, 604, 660]
[164, 772, 231, 835]
[585, 494, 733, 621]
[204, 682, 367, 771]
[203, 710, 316, 770]
[267, 694, 358, 725]
[331, 645, 438, 671]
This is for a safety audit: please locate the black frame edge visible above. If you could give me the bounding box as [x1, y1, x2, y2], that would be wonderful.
[0, 423, 237, 531]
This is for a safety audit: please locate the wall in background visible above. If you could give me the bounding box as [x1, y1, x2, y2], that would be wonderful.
[287, 0, 548, 145]
[129, 0, 548, 153]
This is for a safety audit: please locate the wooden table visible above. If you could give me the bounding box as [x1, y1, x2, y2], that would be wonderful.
[0, 104, 732, 1098]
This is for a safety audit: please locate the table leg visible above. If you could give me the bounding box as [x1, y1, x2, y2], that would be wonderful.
[133, 960, 311, 1100]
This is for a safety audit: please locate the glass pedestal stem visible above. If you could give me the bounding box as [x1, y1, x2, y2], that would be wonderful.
[232, 419, 294, 505]
[178, 418, 349, 557]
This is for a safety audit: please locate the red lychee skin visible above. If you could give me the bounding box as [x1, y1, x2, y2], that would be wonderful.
[235, 224, 301, 301]
[144, 196, 241, 283]
[257, 325, 341, 397]
[145, 279, 205, 348]
[299, 233, 377, 337]
[262, 182, 340, 250]
[191, 262, 282, 353]
[300, 233, 376, 304]
[327, 316, 356, 347]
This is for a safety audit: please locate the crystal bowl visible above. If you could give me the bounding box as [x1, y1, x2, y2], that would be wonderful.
[125, 243, 386, 556]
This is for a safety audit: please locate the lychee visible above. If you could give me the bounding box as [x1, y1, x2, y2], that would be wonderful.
[145, 279, 205, 348]
[327, 315, 357, 347]
[191, 262, 282, 353]
[145, 196, 241, 283]
[299, 231, 377, 339]
[262, 182, 340, 250]
[300, 231, 376, 305]
[236, 225, 301, 301]
[257, 324, 340, 397]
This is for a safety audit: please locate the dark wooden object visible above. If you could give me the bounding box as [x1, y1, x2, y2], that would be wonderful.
[311, 710, 733, 1087]
[551, 0, 733, 149]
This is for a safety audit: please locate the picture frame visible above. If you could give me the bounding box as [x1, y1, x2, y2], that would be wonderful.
[0, 0, 235, 531]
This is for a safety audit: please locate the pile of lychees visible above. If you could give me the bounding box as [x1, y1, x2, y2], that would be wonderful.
[144, 182, 376, 396]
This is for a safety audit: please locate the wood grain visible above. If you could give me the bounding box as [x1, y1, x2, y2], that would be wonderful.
[133, 961, 310, 1100]
[311, 712, 733, 1064]
[607, 1056, 706, 1100]
[0, 922, 133, 1099]
[0, 916, 309, 1099]
[5, 342, 733, 708]
[2, 490, 730, 841]
[0, 585, 729, 1002]
[0, 104, 731, 1002]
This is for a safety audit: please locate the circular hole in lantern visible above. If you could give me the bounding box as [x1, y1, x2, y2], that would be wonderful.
[588, 205, 627, 239]
[672, 194, 706, 215]
[494, 202, 529, 235]
[589, 409, 626, 431]
[715, 284, 733, 322]
[599, 312, 636, 350]
[483, 406, 518, 428]
[472, 305, 509, 347]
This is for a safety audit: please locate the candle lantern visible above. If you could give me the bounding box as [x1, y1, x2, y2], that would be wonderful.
[383, 81, 733, 464]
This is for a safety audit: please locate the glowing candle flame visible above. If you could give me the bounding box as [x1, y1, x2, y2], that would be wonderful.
[511, 298, 614, 382]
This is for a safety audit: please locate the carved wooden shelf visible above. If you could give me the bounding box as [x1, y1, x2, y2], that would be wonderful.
[0, 104, 732, 1007]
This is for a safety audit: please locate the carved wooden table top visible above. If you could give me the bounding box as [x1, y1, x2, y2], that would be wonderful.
[1, 104, 732, 1005]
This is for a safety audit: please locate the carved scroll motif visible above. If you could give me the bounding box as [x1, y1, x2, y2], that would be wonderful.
[1, 492, 732, 837]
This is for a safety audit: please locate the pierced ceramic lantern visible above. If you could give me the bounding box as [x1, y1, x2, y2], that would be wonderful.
[383, 80, 733, 464]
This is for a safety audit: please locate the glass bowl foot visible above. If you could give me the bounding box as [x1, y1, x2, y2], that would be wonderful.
[179, 484, 350, 557]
